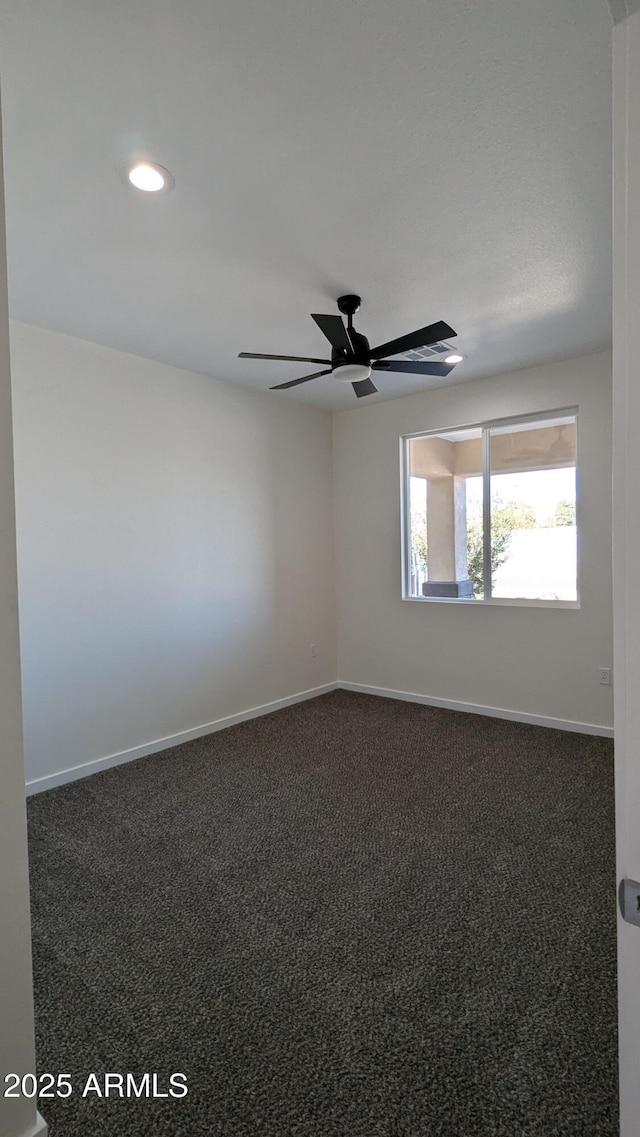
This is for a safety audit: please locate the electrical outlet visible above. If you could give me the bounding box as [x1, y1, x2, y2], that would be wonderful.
[599, 667, 612, 686]
[310, 644, 317, 659]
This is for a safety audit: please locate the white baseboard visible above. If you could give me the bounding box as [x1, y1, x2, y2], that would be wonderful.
[25, 682, 339, 795]
[26, 677, 613, 795]
[338, 682, 614, 738]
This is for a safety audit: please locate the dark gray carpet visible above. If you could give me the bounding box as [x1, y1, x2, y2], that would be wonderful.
[27, 690, 618, 1136]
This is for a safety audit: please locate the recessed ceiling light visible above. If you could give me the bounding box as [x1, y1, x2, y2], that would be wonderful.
[444, 353, 464, 364]
[123, 160, 174, 195]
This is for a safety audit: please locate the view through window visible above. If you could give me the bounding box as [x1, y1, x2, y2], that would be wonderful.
[405, 412, 578, 603]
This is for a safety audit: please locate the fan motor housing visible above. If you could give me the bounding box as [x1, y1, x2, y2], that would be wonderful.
[332, 327, 370, 367]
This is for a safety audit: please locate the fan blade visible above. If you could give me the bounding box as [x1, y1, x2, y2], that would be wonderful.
[369, 320, 456, 361]
[311, 313, 352, 352]
[239, 352, 330, 364]
[352, 378, 378, 398]
[372, 359, 455, 377]
[269, 369, 331, 390]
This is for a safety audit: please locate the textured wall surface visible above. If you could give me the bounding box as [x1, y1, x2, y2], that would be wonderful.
[333, 352, 613, 729]
[11, 322, 336, 785]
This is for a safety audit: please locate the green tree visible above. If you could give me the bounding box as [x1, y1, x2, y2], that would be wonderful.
[546, 498, 575, 527]
[493, 500, 536, 530]
[466, 498, 532, 597]
[466, 511, 511, 597]
[410, 500, 428, 570]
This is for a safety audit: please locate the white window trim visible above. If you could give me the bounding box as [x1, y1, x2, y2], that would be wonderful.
[400, 406, 580, 609]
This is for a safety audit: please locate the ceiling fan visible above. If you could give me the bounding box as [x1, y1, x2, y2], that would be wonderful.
[238, 294, 460, 398]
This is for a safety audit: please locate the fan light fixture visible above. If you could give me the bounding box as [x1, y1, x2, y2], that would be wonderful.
[332, 362, 372, 383]
[444, 352, 463, 364]
[124, 161, 174, 194]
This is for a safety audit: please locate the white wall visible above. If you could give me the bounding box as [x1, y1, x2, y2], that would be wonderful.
[333, 351, 613, 731]
[10, 323, 336, 788]
[612, 7, 640, 1135]
[0, 118, 43, 1136]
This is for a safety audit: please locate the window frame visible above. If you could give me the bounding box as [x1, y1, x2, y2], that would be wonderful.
[400, 406, 580, 608]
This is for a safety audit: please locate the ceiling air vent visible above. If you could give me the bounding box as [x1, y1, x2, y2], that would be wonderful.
[399, 340, 456, 362]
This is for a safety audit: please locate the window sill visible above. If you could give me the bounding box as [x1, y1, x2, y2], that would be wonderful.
[402, 595, 580, 610]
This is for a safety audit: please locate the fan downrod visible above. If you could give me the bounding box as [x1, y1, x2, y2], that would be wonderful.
[337, 294, 361, 318]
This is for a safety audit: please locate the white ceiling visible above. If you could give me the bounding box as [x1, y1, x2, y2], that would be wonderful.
[0, 0, 612, 411]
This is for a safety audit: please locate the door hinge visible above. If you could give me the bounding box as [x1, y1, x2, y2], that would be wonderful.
[619, 878, 640, 925]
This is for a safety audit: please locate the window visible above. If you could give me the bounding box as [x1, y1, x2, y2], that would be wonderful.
[402, 410, 578, 605]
